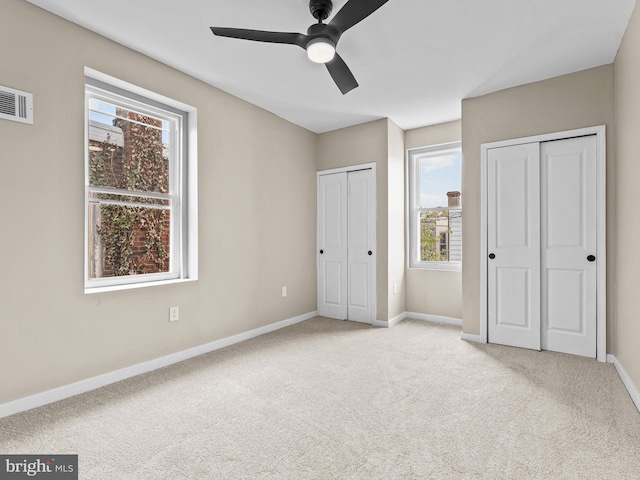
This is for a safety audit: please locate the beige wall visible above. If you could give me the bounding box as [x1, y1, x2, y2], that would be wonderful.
[317, 118, 408, 322]
[404, 121, 463, 319]
[0, 0, 317, 404]
[387, 120, 406, 320]
[461, 66, 616, 349]
[614, 2, 640, 396]
[405, 121, 462, 152]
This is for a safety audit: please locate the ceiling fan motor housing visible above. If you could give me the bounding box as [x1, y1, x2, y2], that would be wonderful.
[306, 18, 341, 45]
[310, 0, 333, 21]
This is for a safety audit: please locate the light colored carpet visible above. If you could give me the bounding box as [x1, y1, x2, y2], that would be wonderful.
[1, 318, 639, 479]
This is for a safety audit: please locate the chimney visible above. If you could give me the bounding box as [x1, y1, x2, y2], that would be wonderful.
[447, 191, 461, 207]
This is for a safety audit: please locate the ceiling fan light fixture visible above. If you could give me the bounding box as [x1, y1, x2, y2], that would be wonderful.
[306, 37, 336, 63]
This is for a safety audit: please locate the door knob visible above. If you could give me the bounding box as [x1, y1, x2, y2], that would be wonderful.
[489, 253, 496, 259]
[319, 250, 324, 254]
[587, 255, 596, 262]
[368, 251, 373, 256]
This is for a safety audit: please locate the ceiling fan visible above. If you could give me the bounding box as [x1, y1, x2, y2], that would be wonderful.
[210, 0, 389, 95]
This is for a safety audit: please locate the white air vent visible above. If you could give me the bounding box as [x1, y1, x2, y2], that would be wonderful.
[0, 85, 33, 125]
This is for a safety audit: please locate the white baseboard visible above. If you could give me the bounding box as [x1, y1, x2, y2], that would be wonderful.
[608, 354, 640, 413]
[375, 312, 462, 329]
[406, 312, 462, 327]
[373, 312, 407, 328]
[0, 311, 317, 419]
[460, 332, 483, 343]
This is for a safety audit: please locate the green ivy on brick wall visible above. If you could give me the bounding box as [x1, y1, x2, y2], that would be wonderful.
[89, 110, 170, 277]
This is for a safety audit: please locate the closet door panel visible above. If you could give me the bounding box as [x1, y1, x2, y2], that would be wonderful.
[541, 136, 597, 357]
[347, 169, 375, 324]
[487, 143, 541, 351]
[318, 173, 348, 319]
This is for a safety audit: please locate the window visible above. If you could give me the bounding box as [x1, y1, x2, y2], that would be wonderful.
[84, 70, 197, 292]
[408, 142, 462, 270]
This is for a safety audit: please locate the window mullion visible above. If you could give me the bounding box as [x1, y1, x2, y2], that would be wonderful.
[88, 185, 172, 201]
[88, 198, 171, 211]
[417, 207, 452, 213]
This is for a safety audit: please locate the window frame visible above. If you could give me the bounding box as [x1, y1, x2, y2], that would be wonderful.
[407, 141, 462, 271]
[84, 69, 198, 293]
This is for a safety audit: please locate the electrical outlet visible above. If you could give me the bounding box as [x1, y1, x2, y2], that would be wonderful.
[281, 286, 287, 297]
[169, 306, 180, 322]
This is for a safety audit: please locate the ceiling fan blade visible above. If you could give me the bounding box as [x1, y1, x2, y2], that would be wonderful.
[210, 27, 308, 48]
[328, 0, 389, 34]
[325, 53, 359, 95]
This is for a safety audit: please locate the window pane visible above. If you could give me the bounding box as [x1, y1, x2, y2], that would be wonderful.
[420, 210, 449, 262]
[88, 203, 171, 279]
[418, 152, 461, 208]
[419, 209, 462, 262]
[89, 99, 168, 129]
[88, 108, 169, 194]
[88, 99, 117, 125]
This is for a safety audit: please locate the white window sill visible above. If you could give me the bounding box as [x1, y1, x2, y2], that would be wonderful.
[84, 277, 197, 295]
[409, 263, 462, 272]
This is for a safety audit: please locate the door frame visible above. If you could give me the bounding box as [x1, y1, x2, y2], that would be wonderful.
[317, 163, 377, 324]
[479, 126, 606, 362]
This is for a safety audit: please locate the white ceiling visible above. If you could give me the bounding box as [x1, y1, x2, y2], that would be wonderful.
[26, 0, 637, 133]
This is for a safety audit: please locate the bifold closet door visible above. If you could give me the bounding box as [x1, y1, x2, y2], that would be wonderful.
[317, 172, 348, 320]
[487, 142, 542, 351]
[317, 169, 375, 323]
[345, 169, 375, 324]
[487, 136, 598, 358]
[540, 136, 597, 357]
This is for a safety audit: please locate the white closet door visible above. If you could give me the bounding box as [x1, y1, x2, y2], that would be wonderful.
[487, 143, 541, 351]
[487, 136, 599, 358]
[317, 169, 375, 323]
[346, 169, 375, 324]
[541, 136, 597, 357]
[318, 172, 348, 319]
